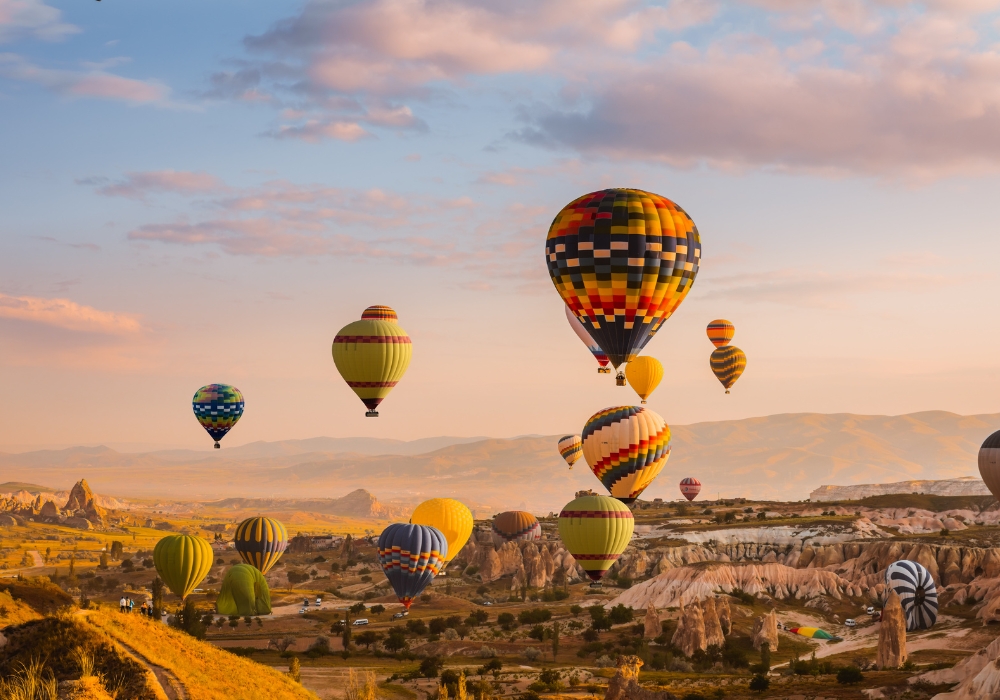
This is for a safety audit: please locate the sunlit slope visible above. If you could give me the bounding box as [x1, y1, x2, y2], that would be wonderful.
[85, 610, 316, 700]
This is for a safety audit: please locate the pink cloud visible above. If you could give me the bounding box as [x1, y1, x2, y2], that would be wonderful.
[0, 293, 143, 334]
[0, 0, 78, 43]
[96, 170, 225, 199]
[0, 53, 170, 105]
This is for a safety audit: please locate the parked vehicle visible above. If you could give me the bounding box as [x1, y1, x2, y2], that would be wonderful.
[845, 619, 857, 627]
[353, 618, 369, 626]
[866, 606, 875, 615]
[392, 612, 407, 619]
[316, 597, 322, 606]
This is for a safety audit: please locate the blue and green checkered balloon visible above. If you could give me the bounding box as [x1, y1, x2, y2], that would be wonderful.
[192, 384, 244, 448]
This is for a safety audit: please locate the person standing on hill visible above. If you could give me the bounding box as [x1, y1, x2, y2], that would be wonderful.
[128, 598, 134, 613]
[120, 596, 126, 613]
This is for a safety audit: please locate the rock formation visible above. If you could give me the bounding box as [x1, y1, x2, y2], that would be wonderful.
[604, 656, 677, 700]
[702, 597, 725, 648]
[40, 500, 59, 518]
[671, 603, 706, 658]
[919, 635, 1000, 699]
[717, 596, 732, 635]
[877, 590, 907, 670]
[644, 602, 659, 639]
[63, 479, 106, 526]
[751, 609, 778, 652]
[811, 477, 990, 501]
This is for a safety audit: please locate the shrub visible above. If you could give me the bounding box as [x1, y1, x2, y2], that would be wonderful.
[608, 604, 634, 625]
[749, 675, 769, 693]
[569, 605, 583, 616]
[419, 656, 443, 678]
[497, 612, 516, 630]
[465, 565, 479, 576]
[595, 655, 615, 667]
[518, 608, 552, 625]
[523, 647, 541, 661]
[406, 618, 428, 635]
[837, 666, 864, 684]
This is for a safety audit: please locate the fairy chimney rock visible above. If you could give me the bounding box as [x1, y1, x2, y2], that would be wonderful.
[703, 596, 726, 648]
[644, 602, 660, 639]
[671, 603, 707, 658]
[717, 596, 732, 636]
[63, 479, 106, 525]
[752, 609, 779, 652]
[877, 590, 908, 669]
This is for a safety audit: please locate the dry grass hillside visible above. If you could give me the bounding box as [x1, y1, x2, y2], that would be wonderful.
[1, 410, 996, 509]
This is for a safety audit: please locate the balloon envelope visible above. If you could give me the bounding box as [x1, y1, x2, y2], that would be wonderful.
[216, 564, 271, 616]
[624, 356, 663, 403]
[679, 477, 701, 501]
[557, 495, 634, 581]
[153, 534, 213, 599]
[410, 498, 473, 564]
[787, 627, 835, 640]
[558, 435, 583, 469]
[192, 384, 244, 448]
[979, 430, 1000, 499]
[546, 189, 701, 368]
[582, 405, 671, 503]
[565, 305, 610, 371]
[492, 511, 541, 545]
[710, 345, 746, 393]
[234, 517, 288, 574]
[885, 560, 938, 631]
[706, 320, 735, 348]
[377, 524, 447, 610]
[332, 305, 412, 417]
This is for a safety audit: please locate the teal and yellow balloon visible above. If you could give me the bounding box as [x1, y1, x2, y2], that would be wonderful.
[234, 517, 288, 574]
[192, 384, 244, 448]
[153, 534, 213, 600]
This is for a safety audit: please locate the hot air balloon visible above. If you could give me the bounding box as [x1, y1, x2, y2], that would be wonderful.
[546, 188, 701, 369]
[332, 305, 412, 417]
[558, 435, 582, 469]
[786, 627, 836, 640]
[710, 345, 746, 393]
[410, 498, 473, 565]
[192, 384, 244, 448]
[234, 517, 288, 574]
[557, 494, 634, 582]
[979, 430, 1000, 499]
[565, 305, 611, 373]
[216, 564, 271, 616]
[706, 320, 735, 348]
[377, 524, 447, 610]
[153, 534, 213, 600]
[679, 477, 701, 501]
[582, 406, 671, 503]
[624, 356, 663, 404]
[885, 561, 938, 631]
[492, 511, 541, 545]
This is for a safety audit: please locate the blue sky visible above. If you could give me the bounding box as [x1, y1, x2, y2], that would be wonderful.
[3, 0, 1000, 451]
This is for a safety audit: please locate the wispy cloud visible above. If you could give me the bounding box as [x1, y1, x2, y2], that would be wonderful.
[0, 0, 78, 43]
[0, 293, 143, 334]
[94, 170, 226, 199]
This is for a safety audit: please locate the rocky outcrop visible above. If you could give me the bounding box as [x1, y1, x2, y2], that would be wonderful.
[921, 635, 1000, 699]
[811, 477, 990, 501]
[0, 514, 16, 527]
[671, 604, 706, 658]
[40, 500, 59, 518]
[717, 596, 732, 635]
[63, 517, 93, 530]
[702, 597, 725, 648]
[604, 656, 677, 700]
[751, 609, 778, 651]
[63, 479, 106, 526]
[644, 602, 659, 639]
[877, 590, 907, 670]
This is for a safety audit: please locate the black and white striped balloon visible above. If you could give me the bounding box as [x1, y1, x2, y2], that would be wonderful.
[885, 560, 938, 631]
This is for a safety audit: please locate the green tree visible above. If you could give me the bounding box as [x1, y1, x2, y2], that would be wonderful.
[355, 630, 379, 649]
[68, 551, 76, 577]
[383, 629, 407, 653]
[98, 553, 109, 570]
[172, 599, 206, 639]
[837, 667, 864, 685]
[287, 657, 301, 683]
[44, 547, 51, 563]
[760, 642, 770, 672]
[151, 577, 164, 617]
[552, 621, 560, 660]
[420, 656, 444, 678]
[749, 675, 769, 693]
[569, 605, 583, 617]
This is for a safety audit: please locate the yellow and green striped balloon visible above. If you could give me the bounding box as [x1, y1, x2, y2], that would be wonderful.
[710, 345, 746, 393]
[557, 495, 634, 582]
[332, 305, 412, 417]
[234, 516, 288, 574]
[153, 534, 213, 600]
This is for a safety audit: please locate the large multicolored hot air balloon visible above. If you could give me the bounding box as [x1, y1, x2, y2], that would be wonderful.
[216, 564, 271, 616]
[886, 561, 938, 631]
[192, 384, 244, 448]
[492, 511, 541, 545]
[679, 477, 702, 501]
[786, 627, 835, 640]
[153, 534, 213, 600]
[710, 345, 746, 393]
[234, 517, 288, 574]
[565, 305, 611, 373]
[410, 498, 473, 565]
[377, 524, 447, 610]
[624, 356, 663, 404]
[558, 435, 582, 469]
[557, 495, 634, 582]
[706, 320, 735, 348]
[582, 406, 671, 503]
[332, 305, 412, 417]
[979, 430, 1000, 499]
[546, 189, 701, 369]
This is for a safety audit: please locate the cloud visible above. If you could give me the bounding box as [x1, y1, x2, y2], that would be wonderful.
[0, 293, 143, 334]
[0, 53, 171, 105]
[94, 170, 225, 199]
[0, 0, 78, 43]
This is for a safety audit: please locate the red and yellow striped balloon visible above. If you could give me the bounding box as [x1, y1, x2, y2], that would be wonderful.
[582, 406, 671, 503]
[706, 319, 735, 348]
[557, 495, 634, 582]
[332, 306, 412, 417]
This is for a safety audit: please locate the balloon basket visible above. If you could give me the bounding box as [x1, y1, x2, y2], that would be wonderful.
[589, 582, 603, 589]
[615, 372, 626, 386]
[214, 443, 220, 449]
[598, 367, 611, 374]
[365, 410, 380, 417]
[640, 400, 647, 404]
[725, 390, 730, 394]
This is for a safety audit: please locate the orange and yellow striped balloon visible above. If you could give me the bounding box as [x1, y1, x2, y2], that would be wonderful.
[710, 345, 746, 393]
[706, 320, 735, 348]
[332, 305, 412, 417]
[582, 406, 671, 503]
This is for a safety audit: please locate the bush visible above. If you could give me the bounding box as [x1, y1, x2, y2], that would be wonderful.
[523, 647, 541, 661]
[569, 605, 583, 616]
[419, 656, 443, 678]
[497, 612, 516, 630]
[728, 588, 755, 605]
[595, 655, 615, 668]
[749, 675, 769, 693]
[518, 608, 552, 625]
[837, 666, 864, 685]
[465, 565, 479, 576]
[616, 577, 633, 589]
[608, 604, 634, 625]
[406, 618, 427, 635]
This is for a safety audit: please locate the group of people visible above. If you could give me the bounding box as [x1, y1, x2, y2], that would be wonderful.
[119, 596, 157, 617]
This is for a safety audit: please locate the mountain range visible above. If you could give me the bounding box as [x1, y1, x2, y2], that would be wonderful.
[1, 411, 995, 513]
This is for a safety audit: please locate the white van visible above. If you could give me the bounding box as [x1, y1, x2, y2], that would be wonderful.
[845, 619, 857, 627]
[352, 618, 369, 626]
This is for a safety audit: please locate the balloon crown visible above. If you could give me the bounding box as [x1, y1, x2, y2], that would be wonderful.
[362, 305, 398, 322]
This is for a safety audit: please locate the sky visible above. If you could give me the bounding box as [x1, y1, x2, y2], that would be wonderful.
[2, 0, 1000, 452]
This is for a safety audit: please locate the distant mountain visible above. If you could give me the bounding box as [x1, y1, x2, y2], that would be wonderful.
[205, 488, 404, 519]
[1, 411, 995, 511]
[0, 482, 59, 494]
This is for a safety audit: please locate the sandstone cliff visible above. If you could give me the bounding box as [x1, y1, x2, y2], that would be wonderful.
[811, 476, 990, 502]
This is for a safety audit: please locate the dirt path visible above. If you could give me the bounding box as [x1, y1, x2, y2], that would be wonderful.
[28, 550, 43, 567]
